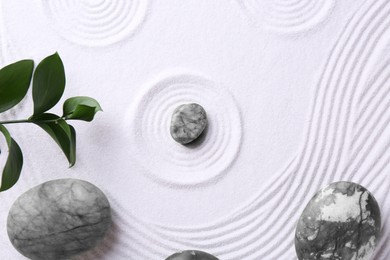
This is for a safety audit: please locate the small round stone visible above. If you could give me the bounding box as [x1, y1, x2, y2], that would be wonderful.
[170, 103, 207, 144]
[7, 178, 111, 260]
[165, 250, 219, 260]
[295, 181, 381, 260]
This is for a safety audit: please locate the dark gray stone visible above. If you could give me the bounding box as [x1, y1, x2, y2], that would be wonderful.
[170, 103, 207, 144]
[295, 181, 381, 260]
[7, 178, 111, 260]
[166, 250, 219, 260]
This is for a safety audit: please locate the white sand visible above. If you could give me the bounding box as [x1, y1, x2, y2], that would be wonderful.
[0, 0, 389, 259]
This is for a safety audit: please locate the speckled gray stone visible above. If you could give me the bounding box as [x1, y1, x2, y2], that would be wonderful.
[170, 103, 207, 144]
[7, 178, 111, 260]
[165, 250, 219, 260]
[295, 181, 381, 260]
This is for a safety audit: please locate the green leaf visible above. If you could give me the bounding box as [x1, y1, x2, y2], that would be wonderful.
[63, 96, 102, 122]
[69, 125, 76, 165]
[0, 60, 34, 113]
[32, 113, 76, 167]
[33, 53, 65, 115]
[0, 125, 23, 192]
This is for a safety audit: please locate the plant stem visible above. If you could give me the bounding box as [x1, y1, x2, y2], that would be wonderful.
[0, 119, 31, 125]
[0, 118, 65, 125]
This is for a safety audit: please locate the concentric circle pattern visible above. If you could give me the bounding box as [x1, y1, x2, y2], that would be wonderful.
[41, 0, 148, 46]
[125, 73, 242, 187]
[112, 1, 390, 258]
[2, 1, 390, 259]
[239, 0, 335, 33]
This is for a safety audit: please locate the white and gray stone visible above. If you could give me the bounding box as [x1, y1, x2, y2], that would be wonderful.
[295, 181, 381, 260]
[170, 103, 207, 144]
[165, 250, 219, 260]
[7, 178, 111, 260]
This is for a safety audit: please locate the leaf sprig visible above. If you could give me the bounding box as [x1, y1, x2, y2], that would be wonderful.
[0, 53, 102, 192]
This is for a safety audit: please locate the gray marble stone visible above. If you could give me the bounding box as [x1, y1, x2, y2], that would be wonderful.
[170, 103, 207, 144]
[166, 250, 219, 260]
[7, 178, 111, 260]
[295, 181, 381, 260]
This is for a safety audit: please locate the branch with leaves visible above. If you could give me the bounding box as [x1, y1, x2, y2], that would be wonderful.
[0, 53, 102, 192]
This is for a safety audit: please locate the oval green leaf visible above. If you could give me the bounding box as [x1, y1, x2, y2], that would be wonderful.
[32, 113, 76, 167]
[0, 125, 23, 192]
[0, 60, 34, 113]
[63, 96, 102, 122]
[33, 53, 66, 115]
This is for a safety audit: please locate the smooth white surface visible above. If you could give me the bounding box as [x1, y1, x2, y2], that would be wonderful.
[0, 0, 389, 259]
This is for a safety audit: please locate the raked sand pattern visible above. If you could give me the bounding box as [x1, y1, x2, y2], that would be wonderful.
[1, 0, 390, 259]
[238, 0, 335, 33]
[100, 1, 390, 258]
[124, 73, 242, 187]
[41, 0, 149, 46]
[73, 0, 390, 258]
